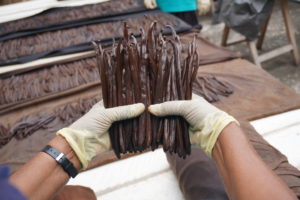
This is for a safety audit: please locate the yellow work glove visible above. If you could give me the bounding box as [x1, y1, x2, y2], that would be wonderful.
[144, 0, 157, 9]
[148, 94, 238, 157]
[57, 101, 145, 169]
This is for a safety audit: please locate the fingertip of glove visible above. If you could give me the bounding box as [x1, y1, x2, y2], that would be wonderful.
[134, 103, 146, 114]
[125, 103, 146, 117]
[148, 104, 162, 116]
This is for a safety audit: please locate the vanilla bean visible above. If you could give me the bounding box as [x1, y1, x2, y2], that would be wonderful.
[139, 29, 152, 148]
[122, 48, 133, 152]
[169, 67, 177, 153]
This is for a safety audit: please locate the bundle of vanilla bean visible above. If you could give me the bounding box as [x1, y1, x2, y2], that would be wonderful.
[93, 22, 199, 158]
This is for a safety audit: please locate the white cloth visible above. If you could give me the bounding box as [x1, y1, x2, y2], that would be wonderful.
[0, 0, 110, 23]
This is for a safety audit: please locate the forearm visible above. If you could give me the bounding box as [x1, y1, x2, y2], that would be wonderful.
[9, 136, 82, 200]
[212, 123, 297, 200]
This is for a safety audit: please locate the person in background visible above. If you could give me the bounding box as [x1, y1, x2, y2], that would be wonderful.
[1, 94, 298, 200]
[144, 0, 202, 29]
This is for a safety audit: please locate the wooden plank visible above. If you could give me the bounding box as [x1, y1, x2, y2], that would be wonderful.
[221, 25, 230, 46]
[256, 8, 272, 50]
[248, 41, 261, 67]
[225, 38, 248, 46]
[221, 25, 247, 47]
[280, 0, 300, 66]
[257, 44, 293, 63]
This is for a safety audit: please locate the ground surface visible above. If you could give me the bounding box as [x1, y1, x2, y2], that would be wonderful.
[199, 0, 300, 93]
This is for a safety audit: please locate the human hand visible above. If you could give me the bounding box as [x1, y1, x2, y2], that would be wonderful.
[57, 101, 145, 169]
[144, 0, 157, 9]
[148, 94, 238, 156]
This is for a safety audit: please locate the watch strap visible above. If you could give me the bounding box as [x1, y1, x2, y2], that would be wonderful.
[42, 145, 78, 178]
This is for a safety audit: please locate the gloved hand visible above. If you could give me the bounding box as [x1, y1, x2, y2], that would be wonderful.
[148, 94, 238, 157]
[144, 0, 157, 9]
[57, 101, 145, 169]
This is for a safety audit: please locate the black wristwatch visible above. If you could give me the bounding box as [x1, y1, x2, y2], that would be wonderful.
[42, 145, 78, 178]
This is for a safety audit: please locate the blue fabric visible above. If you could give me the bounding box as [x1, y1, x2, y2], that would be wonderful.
[0, 165, 27, 200]
[157, 0, 197, 13]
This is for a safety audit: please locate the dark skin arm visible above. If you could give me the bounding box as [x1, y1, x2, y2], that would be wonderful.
[212, 123, 297, 200]
[9, 136, 82, 200]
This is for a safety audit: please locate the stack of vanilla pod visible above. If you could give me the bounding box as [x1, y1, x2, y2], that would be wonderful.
[93, 22, 199, 158]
